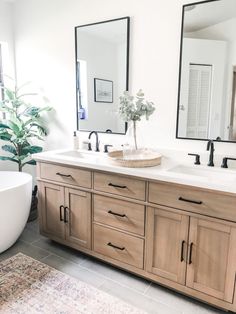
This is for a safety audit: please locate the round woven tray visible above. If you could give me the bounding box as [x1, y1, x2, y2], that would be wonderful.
[108, 149, 162, 168]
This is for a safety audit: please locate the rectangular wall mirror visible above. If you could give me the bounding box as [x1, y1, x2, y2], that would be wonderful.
[75, 17, 130, 134]
[176, 0, 236, 142]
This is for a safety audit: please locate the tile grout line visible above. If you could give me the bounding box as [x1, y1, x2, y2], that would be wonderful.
[97, 278, 185, 314]
[142, 282, 152, 295]
[39, 253, 53, 261]
[78, 262, 150, 293]
[30, 240, 89, 265]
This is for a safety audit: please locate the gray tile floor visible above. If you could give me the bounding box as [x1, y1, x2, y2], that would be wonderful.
[0, 220, 226, 314]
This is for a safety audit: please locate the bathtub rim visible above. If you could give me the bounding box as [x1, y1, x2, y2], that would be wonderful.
[0, 171, 32, 193]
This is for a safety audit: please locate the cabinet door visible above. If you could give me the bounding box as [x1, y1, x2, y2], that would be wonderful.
[146, 207, 189, 285]
[38, 182, 65, 240]
[65, 188, 91, 249]
[186, 217, 236, 302]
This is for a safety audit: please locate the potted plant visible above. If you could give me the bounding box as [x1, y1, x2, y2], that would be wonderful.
[0, 83, 52, 221]
[119, 89, 156, 150]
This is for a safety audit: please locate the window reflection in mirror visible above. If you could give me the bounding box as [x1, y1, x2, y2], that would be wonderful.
[75, 17, 129, 134]
[176, 0, 236, 142]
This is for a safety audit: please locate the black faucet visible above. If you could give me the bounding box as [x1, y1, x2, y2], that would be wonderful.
[88, 131, 99, 152]
[206, 140, 214, 167]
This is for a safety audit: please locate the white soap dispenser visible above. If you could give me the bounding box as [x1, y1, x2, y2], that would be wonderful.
[73, 131, 79, 150]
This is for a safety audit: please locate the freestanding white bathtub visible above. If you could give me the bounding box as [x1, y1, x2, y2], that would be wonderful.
[0, 171, 32, 253]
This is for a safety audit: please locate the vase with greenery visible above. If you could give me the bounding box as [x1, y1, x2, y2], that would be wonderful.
[0, 84, 52, 220]
[119, 89, 155, 150]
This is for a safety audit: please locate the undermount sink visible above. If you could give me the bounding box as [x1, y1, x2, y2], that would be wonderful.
[56, 150, 106, 160]
[167, 165, 236, 183]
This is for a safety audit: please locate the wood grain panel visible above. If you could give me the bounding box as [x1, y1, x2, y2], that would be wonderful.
[65, 188, 92, 249]
[93, 224, 144, 269]
[38, 181, 65, 240]
[149, 181, 236, 221]
[93, 194, 145, 236]
[40, 163, 92, 188]
[94, 172, 146, 200]
[186, 217, 236, 303]
[146, 206, 189, 284]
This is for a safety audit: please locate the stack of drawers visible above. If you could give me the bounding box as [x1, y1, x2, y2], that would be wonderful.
[93, 172, 146, 269]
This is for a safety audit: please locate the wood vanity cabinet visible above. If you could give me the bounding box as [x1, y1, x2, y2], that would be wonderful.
[38, 181, 65, 240]
[39, 180, 91, 249]
[146, 207, 189, 285]
[36, 161, 236, 313]
[146, 206, 236, 303]
[187, 217, 236, 303]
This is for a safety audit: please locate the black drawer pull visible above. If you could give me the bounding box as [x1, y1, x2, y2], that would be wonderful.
[179, 197, 202, 205]
[108, 210, 126, 218]
[180, 240, 185, 262]
[64, 206, 69, 223]
[56, 172, 72, 178]
[107, 242, 125, 251]
[189, 242, 194, 264]
[108, 183, 127, 189]
[59, 205, 64, 221]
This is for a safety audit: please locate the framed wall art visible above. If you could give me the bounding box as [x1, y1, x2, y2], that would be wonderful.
[94, 78, 113, 103]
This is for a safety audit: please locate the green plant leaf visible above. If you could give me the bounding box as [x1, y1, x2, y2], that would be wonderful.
[22, 159, 37, 167]
[0, 132, 12, 141]
[2, 145, 17, 155]
[22, 145, 42, 155]
[18, 93, 37, 99]
[30, 123, 48, 136]
[27, 133, 44, 141]
[0, 156, 19, 163]
[0, 123, 10, 129]
[7, 121, 20, 134]
[24, 107, 40, 116]
[14, 154, 29, 162]
[5, 89, 15, 100]
[39, 106, 52, 112]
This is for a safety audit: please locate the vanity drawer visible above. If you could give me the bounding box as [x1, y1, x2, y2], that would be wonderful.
[93, 195, 145, 236]
[94, 172, 146, 201]
[40, 163, 92, 188]
[93, 224, 144, 269]
[149, 181, 236, 221]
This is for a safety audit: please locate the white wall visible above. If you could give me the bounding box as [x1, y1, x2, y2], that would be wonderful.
[0, 0, 16, 171]
[0, 0, 15, 80]
[1, 0, 235, 170]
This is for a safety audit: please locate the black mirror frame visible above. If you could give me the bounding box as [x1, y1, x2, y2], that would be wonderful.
[75, 16, 130, 135]
[175, 0, 236, 144]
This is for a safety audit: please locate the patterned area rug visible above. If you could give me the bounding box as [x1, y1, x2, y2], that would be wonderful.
[0, 253, 145, 314]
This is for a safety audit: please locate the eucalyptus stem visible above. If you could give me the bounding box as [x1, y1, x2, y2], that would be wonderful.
[133, 120, 138, 150]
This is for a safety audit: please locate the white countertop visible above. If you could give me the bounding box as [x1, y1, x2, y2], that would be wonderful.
[33, 149, 236, 195]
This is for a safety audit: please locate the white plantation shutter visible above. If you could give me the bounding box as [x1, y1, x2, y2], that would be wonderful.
[186, 64, 212, 138]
